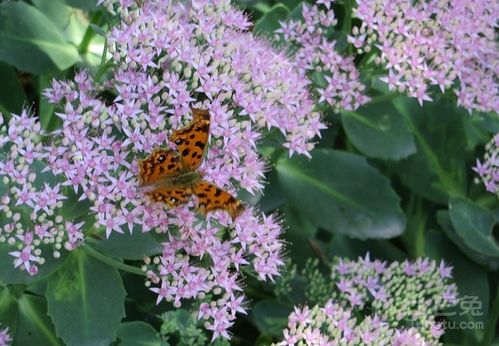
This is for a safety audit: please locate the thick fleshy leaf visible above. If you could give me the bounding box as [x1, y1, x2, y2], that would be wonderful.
[32, 0, 88, 46]
[462, 111, 499, 149]
[391, 97, 469, 203]
[46, 249, 126, 346]
[116, 322, 160, 346]
[0, 2, 79, 74]
[15, 294, 63, 346]
[259, 170, 286, 213]
[276, 149, 405, 239]
[425, 230, 489, 342]
[449, 197, 499, 258]
[437, 211, 499, 269]
[254, 4, 291, 37]
[0, 243, 67, 285]
[94, 231, 163, 260]
[0, 286, 63, 346]
[282, 204, 317, 265]
[0, 62, 27, 115]
[65, 0, 98, 11]
[341, 98, 416, 160]
[252, 300, 291, 337]
[328, 235, 406, 261]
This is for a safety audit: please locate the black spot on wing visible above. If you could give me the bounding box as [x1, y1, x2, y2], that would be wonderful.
[182, 148, 190, 156]
[195, 124, 209, 133]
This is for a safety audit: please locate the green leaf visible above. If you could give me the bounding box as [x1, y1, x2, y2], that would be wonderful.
[59, 199, 92, 222]
[161, 310, 194, 333]
[287, 2, 304, 22]
[0, 286, 63, 346]
[462, 111, 499, 149]
[116, 322, 160, 346]
[94, 230, 163, 260]
[341, 98, 416, 160]
[254, 4, 291, 37]
[252, 300, 291, 337]
[425, 230, 489, 342]
[65, 0, 98, 11]
[46, 250, 126, 346]
[0, 2, 80, 74]
[282, 204, 317, 266]
[328, 234, 407, 261]
[437, 211, 499, 269]
[391, 96, 469, 203]
[276, 149, 405, 239]
[15, 294, 63, 346]
[260, 170, 286, 213]
[31, 0, 89, 47]
[0, 62, 27, 115]
[449, 197, 499, 258]
[0, 243, 67, 285]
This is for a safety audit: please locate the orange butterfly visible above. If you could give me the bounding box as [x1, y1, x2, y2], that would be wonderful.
[138, 108, 244, 220]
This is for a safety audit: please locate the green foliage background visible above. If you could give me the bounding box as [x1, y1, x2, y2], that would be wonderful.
[0, 0, 498, 345]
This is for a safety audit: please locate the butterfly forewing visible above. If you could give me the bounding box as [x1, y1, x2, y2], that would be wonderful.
[193, 180, 244, 220]
[138, 148, 184, 186]
[169, 108, 210, 170]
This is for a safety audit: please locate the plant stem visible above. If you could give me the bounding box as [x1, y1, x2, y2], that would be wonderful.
[84, 244, 145, 276]
[78, 12, 104, 54]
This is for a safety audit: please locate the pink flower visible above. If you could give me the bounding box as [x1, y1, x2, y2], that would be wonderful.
[9, 245, 40, 276]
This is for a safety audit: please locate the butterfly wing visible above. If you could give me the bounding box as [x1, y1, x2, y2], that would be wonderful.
[146, 186, 192, 207]
[169, 108, 210, 171]
[193, 180, 244, 220]
[138, 148, 184, 186]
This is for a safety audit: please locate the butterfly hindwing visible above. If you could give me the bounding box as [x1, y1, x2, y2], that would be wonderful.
[169, 108, 210, 170]
[193, 180, 244, 220]
[138, 148, 183, 186]
[147, 186, 192, 207]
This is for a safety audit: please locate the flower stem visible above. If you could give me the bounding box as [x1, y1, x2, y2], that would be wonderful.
[78, 11, 104, 54]
[84, 244, 145, 276]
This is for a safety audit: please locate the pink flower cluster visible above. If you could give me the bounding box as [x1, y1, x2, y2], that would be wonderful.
[474, 133, 499, 196]
[106, 0, 323, 157]
[0, 0, 324, 340]
[275, 3, 370, 112]
[274, 301, 432, 346]
[351, 0, 499, 112]
[295, 254, 457, 343]
[0, 111, 71, 275]
[330, 255, 458, 311]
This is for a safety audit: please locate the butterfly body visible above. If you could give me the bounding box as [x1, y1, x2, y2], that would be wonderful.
[153, 171, 201, 189]
[138, 108, 244, 220]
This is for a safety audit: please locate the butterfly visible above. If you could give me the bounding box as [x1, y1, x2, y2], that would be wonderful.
[138, 108, 244, 220]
